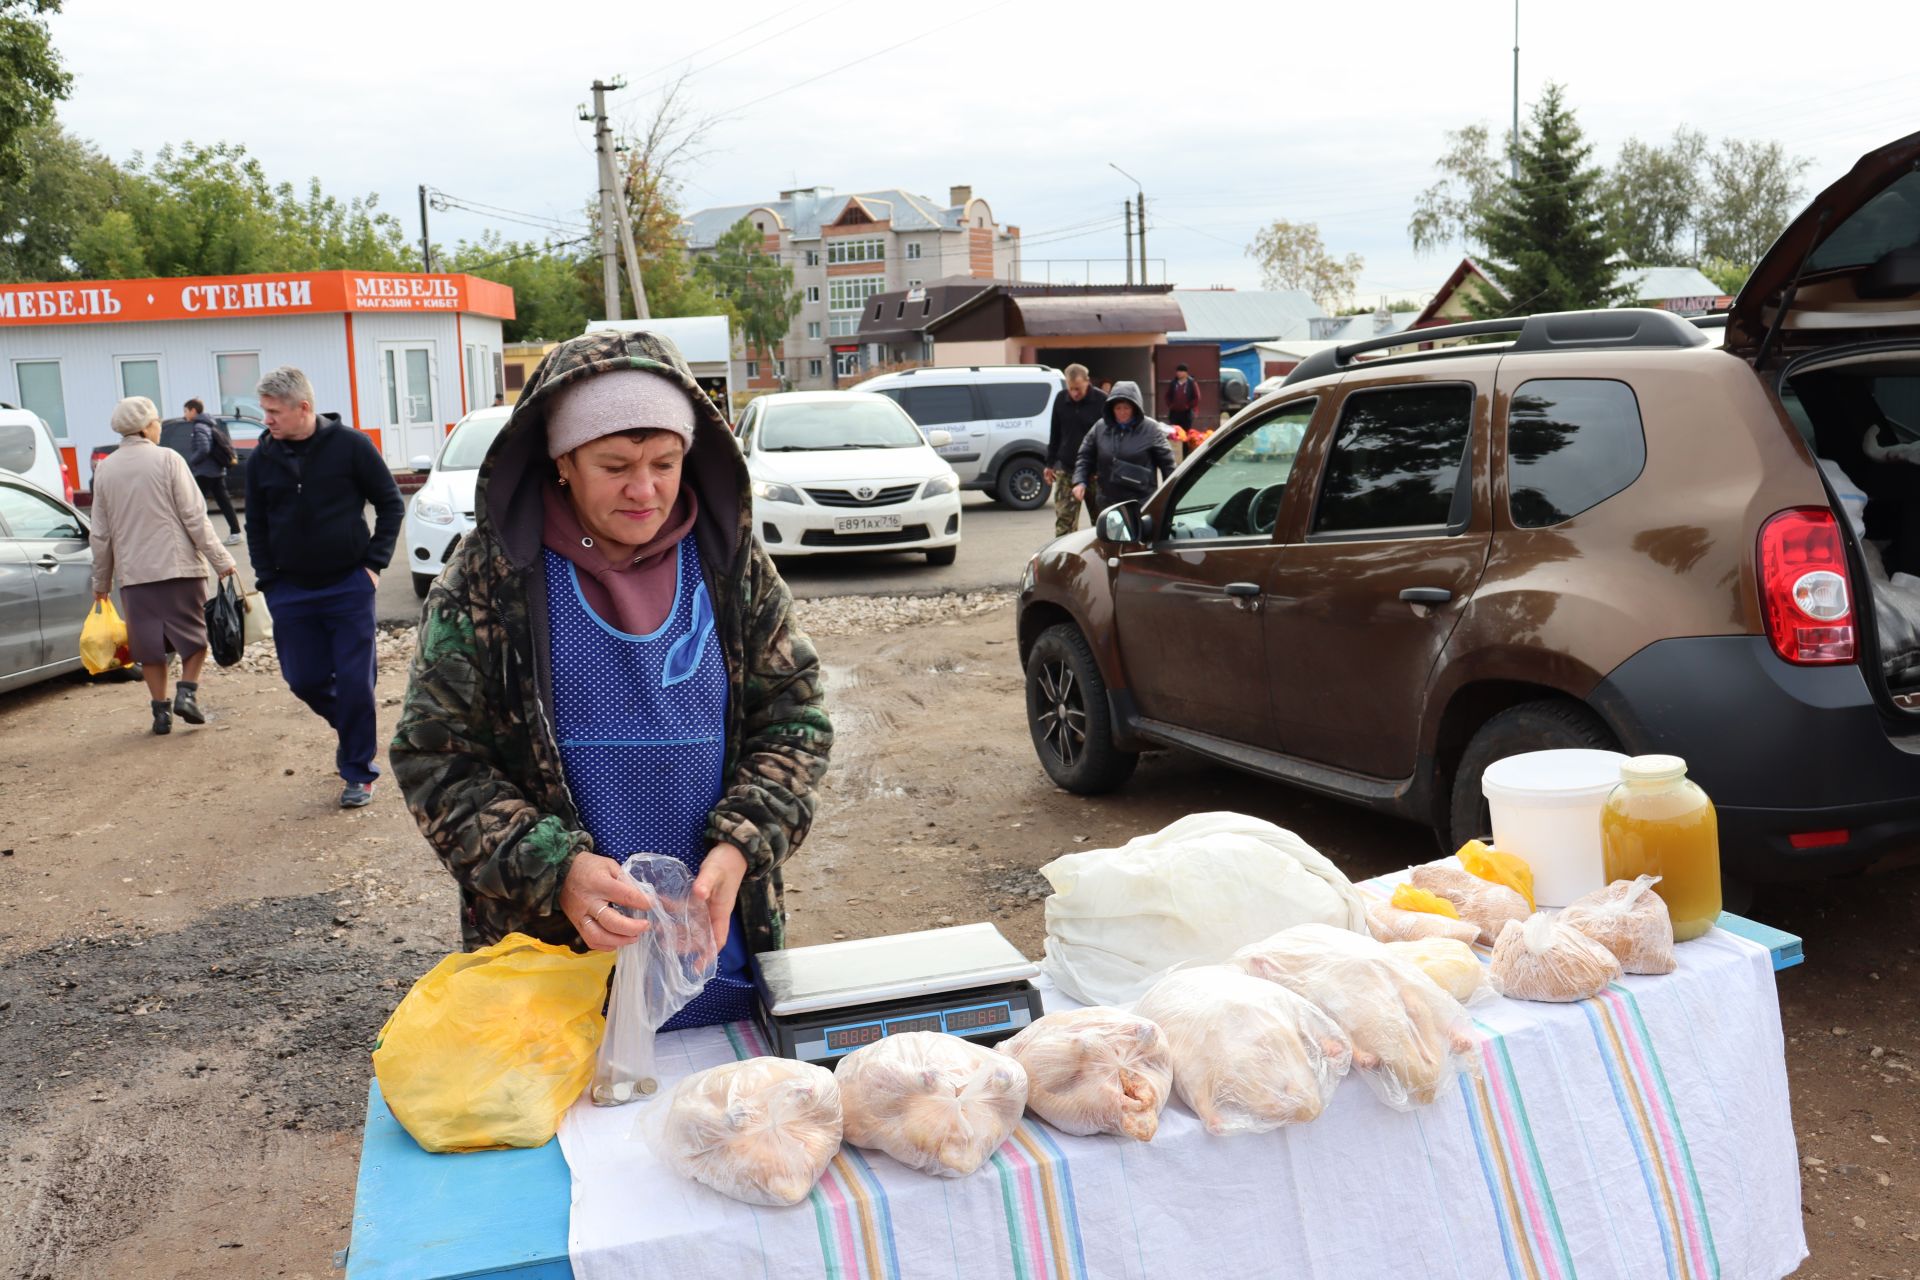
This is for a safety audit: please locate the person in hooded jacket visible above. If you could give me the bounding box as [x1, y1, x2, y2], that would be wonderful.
[391, 330, 833, 1030]
[1071, 380, 1177, 519]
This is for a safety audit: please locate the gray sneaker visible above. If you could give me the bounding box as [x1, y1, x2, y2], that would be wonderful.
[340, 780, 375, 809]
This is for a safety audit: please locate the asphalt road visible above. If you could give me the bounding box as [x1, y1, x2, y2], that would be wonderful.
[371, 492, 1059, 622]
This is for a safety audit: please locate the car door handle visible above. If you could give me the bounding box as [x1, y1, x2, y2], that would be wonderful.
[1224, 582, 1261, 598]
[34, 555, 60, 571]
[1399, 587, 1452, 605]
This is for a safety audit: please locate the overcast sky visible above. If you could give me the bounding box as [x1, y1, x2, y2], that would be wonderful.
[45, 0, 1919, 305]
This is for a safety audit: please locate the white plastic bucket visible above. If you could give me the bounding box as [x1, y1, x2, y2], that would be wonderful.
[1481, 749, 1629, 907]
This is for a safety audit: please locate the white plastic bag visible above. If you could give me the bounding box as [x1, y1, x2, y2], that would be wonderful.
[998, 1007, 1173, 1141]
[1038, 812, 1370, 1006]
[639, 1057, 843, 1206]
[1132, 964, 1351, 1135]
[591, 854, 717, 1105]
[1488, 913, 1622, 1002]
[836, 1032, 1028, 1177]
[1384, 938, 1495, 1005]
[1234, 924, 1479, 1110]
[1558, 876, 1677, 975]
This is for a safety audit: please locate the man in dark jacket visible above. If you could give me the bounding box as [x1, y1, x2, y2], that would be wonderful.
[1072, 380, 1177, 518]
[245, 366, 405, 808]
[183, 398, 241, 542]
[1044, 363, 1106, 537]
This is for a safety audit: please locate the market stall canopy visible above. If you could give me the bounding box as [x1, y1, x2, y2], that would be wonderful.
[0, 270, 514, 327]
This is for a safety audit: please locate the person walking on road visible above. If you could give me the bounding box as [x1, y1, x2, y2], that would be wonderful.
[1165, 363, 1202, 457]
[1072, 380, 1177, 520]
[88, 396, 238, 735]
[183, 398, 242, 543]
[244, 367, 405, 808]
[1043, 364, 1106, 538]
[392, 330, 832, 1028]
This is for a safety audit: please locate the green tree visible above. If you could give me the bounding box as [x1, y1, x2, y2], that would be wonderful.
[1338, 297, 1424, 315]
[1408, 123, 1506, 257]
[441, 232, 596, 343]
[1467, 83, 1626, 319]
[1244, 219, 1364, 311]
[1701, 137, 1810, 268]
[695, 216, 798, 361]
[1603, 126, 1706, 266]
[1700, 255, 1751, 297]
[0, 120, 113, 281]
[0, 0, 70, 190]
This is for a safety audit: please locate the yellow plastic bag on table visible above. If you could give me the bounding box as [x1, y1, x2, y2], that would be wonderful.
[1456, 840, 1536, 911]
[79, 599, 131, 675]
[1390, 884, 1462, 918]
[373, 934, 615, 1152]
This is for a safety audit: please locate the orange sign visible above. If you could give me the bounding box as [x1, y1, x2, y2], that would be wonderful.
[0, 270, 515, 327]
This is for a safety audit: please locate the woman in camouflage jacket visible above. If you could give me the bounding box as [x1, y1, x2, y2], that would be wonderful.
[391, 331, 832, 988]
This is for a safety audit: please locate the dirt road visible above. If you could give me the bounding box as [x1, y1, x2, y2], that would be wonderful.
[1, 601, 1914, 1278]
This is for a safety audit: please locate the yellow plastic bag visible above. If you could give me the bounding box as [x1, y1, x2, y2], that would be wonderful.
[373, 934, 615, 1152]
[1391, 883, 1463, 918]
[79, 599, 131, 675]
[1456, 840, 1537, 911]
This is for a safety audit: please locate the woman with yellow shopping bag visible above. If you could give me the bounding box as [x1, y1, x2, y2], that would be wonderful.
[89, 396, 238, 734]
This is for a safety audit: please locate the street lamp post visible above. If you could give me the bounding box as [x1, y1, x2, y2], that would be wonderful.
[1110, 162, 1146, 286]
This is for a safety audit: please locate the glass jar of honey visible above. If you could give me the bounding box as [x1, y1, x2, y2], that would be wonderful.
[1600, 755, 1721, 941]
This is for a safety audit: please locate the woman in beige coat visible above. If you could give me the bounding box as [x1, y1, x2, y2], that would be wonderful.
[89, 396, 239, 734]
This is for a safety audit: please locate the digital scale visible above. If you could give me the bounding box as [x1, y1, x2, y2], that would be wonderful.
[753, 923, 1045, 1067]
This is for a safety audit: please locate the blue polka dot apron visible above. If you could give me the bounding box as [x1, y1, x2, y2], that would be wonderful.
[544, 535, 757, 1030]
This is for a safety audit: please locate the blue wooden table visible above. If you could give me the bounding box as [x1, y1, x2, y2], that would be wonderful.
[344, 911, 1802, 1280]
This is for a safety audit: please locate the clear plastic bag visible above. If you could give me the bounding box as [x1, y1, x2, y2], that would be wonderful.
[1384, 938, 1495, 1005]
[1233, 924, 1479, 1110]
[836, 1031, 1028, 1177]
[1558, 876, 1677, 975]
[1411, 863, 1530, 945]
[999, 1008, 1173, 1141]
[638, 1057, 843, 1206]
[1366, 901, 1481, 946]
[1489, 913, 1622, 1002]
[591, 854, 717, 1106]
[1132, 964, 1351, 1135]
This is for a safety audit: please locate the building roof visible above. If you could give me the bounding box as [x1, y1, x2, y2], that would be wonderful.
[1166, 289, 1324, 343]
[1307, 311, 1421, 342]
[1617, 266, 1726, 302]
[924, 284, 1183, 338]
[856, 278, 998, 344]
[1412, 258, 1506, 328]
[683, 186, 975, 249]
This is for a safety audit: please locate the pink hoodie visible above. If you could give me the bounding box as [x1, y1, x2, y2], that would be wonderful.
[541, 479, 700, 634]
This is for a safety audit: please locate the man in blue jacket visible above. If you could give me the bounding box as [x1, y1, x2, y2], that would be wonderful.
[244, 366, 405, 808]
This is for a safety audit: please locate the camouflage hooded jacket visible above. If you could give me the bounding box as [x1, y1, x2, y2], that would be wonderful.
[390, 330, 832, 952]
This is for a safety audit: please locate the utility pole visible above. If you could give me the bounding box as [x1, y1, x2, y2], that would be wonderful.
[1122, 202, 1134, 286]
[1510, 0, 1521, 181]
[1110, 162, 1146, 287]
[580, 79, 625, 321]
[611, 146, 650, 319]
[417, 185, 433, 273]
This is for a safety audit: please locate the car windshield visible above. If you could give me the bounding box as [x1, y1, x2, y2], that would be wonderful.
[225, 420, 264, 443]
[760, 399, 922, 451]
[439, 415, 510, 469]
[1807, 170, 1920, 272]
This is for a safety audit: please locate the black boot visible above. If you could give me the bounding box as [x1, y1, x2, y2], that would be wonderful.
[173, 681, 205, 725]
[151, 699, 172, 735]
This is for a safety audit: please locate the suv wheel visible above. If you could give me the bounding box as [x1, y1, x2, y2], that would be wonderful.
[412, 572, 435, 599]
[1445, 699, 1620, 852]
[995, 456, 1049, 510]
[1026, 624, 1138, 793]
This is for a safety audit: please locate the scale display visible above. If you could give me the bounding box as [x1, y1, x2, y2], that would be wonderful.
[764, 983, 1042, 1065]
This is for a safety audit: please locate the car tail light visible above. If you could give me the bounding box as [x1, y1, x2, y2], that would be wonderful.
[1758, 508, 1856, 664]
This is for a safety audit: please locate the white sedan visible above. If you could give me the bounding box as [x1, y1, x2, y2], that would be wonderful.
[736, 391, 962, 564]
[403, 406, 511, 597]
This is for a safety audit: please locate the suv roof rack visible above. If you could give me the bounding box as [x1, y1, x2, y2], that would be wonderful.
[1281, 307, 1710, 387]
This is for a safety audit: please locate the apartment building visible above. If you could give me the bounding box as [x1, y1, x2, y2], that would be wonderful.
[683, 184, 1021, 392]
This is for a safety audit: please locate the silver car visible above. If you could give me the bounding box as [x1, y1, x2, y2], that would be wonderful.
[0, 474, 95, 694]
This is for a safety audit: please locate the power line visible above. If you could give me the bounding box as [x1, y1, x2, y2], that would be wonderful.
[623, 0, 862, 104]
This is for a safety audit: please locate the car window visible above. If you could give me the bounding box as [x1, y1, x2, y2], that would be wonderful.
[0, 422, 37, 473]
[1312, 384, 1474, 536]
[978, 382, 1051, 419]
[1806, 170, 1920, 272]
[896, 385, 977, 426]
[437, 416, 509, 470]
[0, 483, 84, 539]
[761, 399, 924, 450]
[1506, 379, 1646, 528]
[1165, 400, 1316, 540]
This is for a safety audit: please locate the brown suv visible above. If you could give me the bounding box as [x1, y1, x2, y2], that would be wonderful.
[1017, 130, 1920, 883]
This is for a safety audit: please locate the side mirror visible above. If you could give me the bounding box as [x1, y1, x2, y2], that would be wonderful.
[409, 454, 434, 475]
[926, 429, 953, 448]
[1098, 501, 1145, 545]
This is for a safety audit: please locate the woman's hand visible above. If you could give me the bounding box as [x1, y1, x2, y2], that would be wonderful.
[560, 853, 655, 951]
[1072, 484, 1086, 502]
[692, 844, 749, 953]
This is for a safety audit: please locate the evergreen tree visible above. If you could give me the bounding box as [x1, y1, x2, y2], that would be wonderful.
[1467, 83, 1626, 319]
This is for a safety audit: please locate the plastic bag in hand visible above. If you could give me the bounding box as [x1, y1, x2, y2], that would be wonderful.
[1233, 924, 1478, 1110]
[836, 1032, 1028, 1177]
[1385, 938, 1494, 1005]
[1489, 913, 1622, 1002]
[592, 853, 717, 1105]
[1132, 964, 1350, 1135]
[999, 1008, 1173, 1141]
[78, 599, 131, 675]
[640, 1057, 843, 1206]
[1557, 876, 1677, 975]
[1411, 863, 1530, 945]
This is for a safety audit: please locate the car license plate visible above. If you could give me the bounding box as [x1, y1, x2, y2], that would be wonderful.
[834, 514, 903, 534]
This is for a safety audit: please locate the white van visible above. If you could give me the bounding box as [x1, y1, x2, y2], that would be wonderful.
[0, 407, 72, 504]
[860, 365, 1062, 510]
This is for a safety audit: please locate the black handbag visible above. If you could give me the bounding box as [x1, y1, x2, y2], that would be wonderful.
[205, 577, 245, 668]
[1109, 458, 1153, 491]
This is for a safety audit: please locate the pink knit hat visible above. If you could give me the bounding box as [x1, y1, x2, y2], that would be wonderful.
[544, 369, 696, 459]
